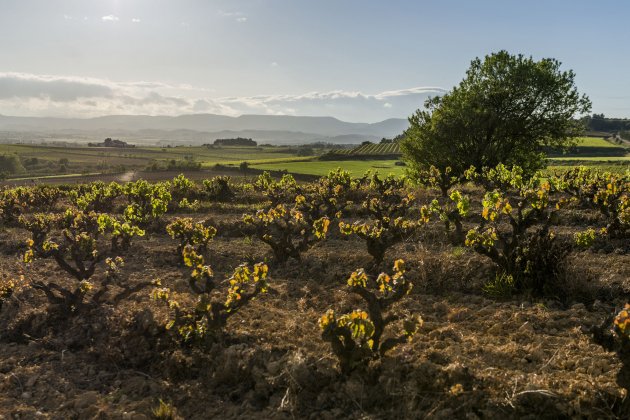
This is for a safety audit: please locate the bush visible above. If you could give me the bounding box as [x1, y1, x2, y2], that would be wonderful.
[123, 180, 172, 227]
[97, 214, 145, 252]
[0, 276, 25, 312]
[20, 210, 148, 311]
[296, 168, 355, 220]
[320, 260, 421, 373]
[243, 199, 330, 263]
[203, 176, 234, 201]
[413, 165, 461, 197]
[558, 167, 629, 239]
[69, 181, 122, 213]
[152, 245, 269, 344]
[428, 189, 470, 245]
[166, 217, 217, 258]
[464, 166, 569, 295]
[339, 173, 430, 266]
[254, 172, 300, 205]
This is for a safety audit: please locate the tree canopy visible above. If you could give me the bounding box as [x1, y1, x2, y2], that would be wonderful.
[401, 51, 592, 177]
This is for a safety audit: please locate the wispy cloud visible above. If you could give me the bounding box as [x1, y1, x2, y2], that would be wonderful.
[0, 72, 446, 121]
[218, 11, 244, 17]
[101, 15, 119, 22]
[131, 18, 141, 23]
[219, 10, 248, 23]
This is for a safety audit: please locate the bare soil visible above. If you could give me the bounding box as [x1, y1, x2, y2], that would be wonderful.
[0, 192, 629, 419]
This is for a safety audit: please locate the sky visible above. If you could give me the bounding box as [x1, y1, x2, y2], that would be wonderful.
[0, 0, 629, 122]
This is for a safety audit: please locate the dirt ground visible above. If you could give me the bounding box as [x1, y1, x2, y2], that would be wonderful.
[0, 189, 629, 419]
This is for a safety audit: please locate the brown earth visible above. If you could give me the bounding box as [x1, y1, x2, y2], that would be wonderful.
[0, 191, 629, 419]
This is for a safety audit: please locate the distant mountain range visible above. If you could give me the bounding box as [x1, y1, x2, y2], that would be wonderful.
[0, 113, 409, 145]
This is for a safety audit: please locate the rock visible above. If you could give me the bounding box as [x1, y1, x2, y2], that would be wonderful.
[488, 323, 502, 335]
[571, 303, 586, 311]
[528, 348, 545, 362]
[447, 308, 471, 322]
[21, 392, 32, 399]
[25, 374, 38, 388]
[518, 322, 534, 334]
[74, 391, 99, 409]
[266, 360, 283, 376]
[122, 413, 149, 420]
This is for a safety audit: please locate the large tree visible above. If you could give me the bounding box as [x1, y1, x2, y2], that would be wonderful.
[401, 51, 592, 177]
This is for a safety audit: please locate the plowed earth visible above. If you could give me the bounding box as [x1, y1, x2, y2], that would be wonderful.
[0, 190, 629, 419]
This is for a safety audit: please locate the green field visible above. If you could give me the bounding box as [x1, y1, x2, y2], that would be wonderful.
[0, 144, 302, 164]
[251, 159, 406, 177]
[549, 156, 630, 161]
[573, 137, 621, 148]
[0, 144, 314, 178]
[330, 142, 401, 155]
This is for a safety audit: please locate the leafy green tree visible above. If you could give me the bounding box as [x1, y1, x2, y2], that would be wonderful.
[401, 51, 592, 178]
[0, 155, 25, 174]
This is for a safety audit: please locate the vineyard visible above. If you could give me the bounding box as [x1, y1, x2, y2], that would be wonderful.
[329, 142, 402, 156]
[0, 166, 629, 418]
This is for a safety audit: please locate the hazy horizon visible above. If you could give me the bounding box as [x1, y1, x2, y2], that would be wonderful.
[1, 0, 629, 122]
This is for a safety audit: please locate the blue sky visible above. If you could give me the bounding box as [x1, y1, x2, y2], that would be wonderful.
[0, 0, 628, 121]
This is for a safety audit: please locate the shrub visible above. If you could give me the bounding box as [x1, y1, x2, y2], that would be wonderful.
[574, 228, 602, 248]
[339, 217, 427, 267]
[21, 211, 102, 309]
[202, 176, 234, 201]
[0, 276, 25, 312]
[558, 167, 629, 239]
[413, 165, 461, 197]
[339, 174, 430, 266]
[254, 172, 300, 205]
[20, 210, 148, 310]
[22, 210, 103, 280]
[170, 174, 199, 201]
[294, 169, 355, 221]
[152, 245, 269, 343]
[69, 181, 122, 213]
[465, 167, 569, 295]
[97, 214, 145, 252]
[320, 260, 421, 373]
[465, 163, 525, 192]
[428, 189, 470, 245]
[0, 186, 63, 225]
[591, 304, 630, 395]
[243, 199, 330, 263]
[166, 217, 217, 258]
[123, 180, 172, 227]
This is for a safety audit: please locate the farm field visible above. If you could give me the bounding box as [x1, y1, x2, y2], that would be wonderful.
[331, 142, 401, 155]
[1, 135, 627, 183]
[250, 159, 406, 177]
[0, 168, 628, 418]
[572, 137, 623, 148]
[0, 144, 302, 163]
[0, 143, 316, 179]
[549, 156, 630, 161]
